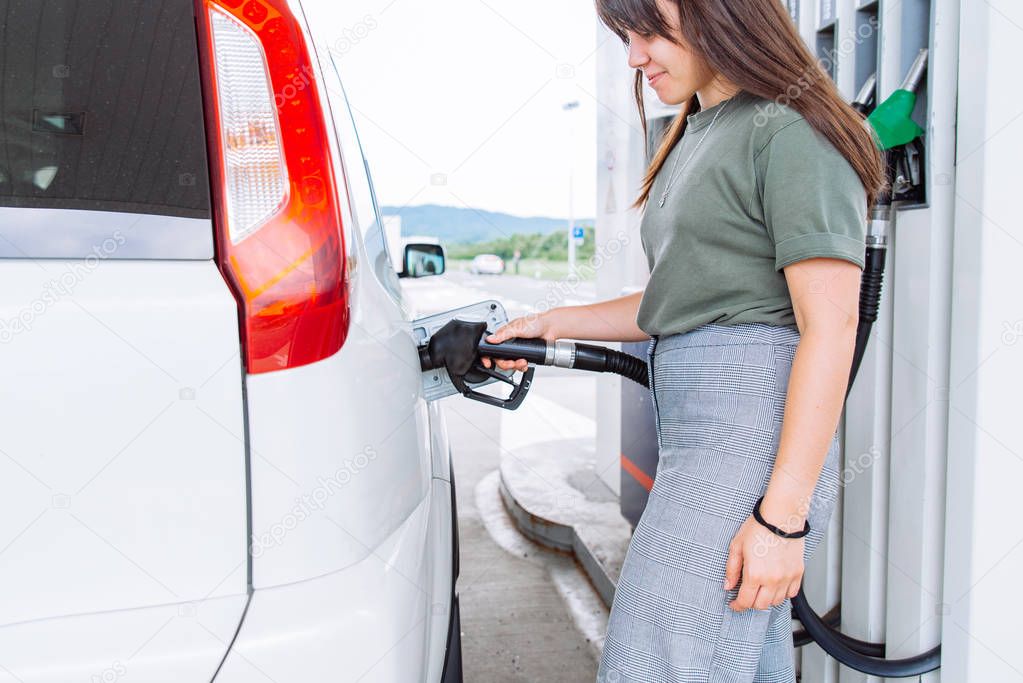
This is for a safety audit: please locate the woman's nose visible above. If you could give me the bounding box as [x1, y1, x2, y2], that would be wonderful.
[626, 37, 649, 69]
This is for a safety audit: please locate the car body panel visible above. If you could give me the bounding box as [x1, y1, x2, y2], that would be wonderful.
[0, 259, 248, 670]
[0, 0, 457, 679]
[214, 478, 452, 682]
[244, 0, 438, 591]
[0, 594, 247, 683]
[0, 208, 213, 260]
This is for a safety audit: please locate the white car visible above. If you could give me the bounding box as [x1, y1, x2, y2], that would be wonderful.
[470, 254, 505, 275]
[0, 1, 461, 681]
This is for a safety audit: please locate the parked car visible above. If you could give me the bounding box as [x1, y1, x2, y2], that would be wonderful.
[470, 253, 506, 275]
[0, 1, 461, 681]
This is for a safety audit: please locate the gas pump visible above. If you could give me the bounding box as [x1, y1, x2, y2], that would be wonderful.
[788, 48, 940, 677]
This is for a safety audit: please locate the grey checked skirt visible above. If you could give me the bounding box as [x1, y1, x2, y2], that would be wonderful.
[597, 322, 842, 683]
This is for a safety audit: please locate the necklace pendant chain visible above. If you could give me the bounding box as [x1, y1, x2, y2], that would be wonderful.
[658, 98, 730, 208]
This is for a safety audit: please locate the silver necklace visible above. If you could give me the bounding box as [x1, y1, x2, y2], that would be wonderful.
[658, 98, 730, 208]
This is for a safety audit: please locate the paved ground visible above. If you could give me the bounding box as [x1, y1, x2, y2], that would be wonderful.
[445, 394, 603, 682]
[400, 269, 596, 320]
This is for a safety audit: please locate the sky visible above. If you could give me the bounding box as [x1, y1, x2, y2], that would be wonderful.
[311, 0, 605, 220]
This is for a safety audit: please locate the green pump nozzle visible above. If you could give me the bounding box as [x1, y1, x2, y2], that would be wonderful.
[867, 48, 928, 150]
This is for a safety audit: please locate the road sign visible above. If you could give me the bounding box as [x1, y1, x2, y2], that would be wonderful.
[572, 226, 584, 239]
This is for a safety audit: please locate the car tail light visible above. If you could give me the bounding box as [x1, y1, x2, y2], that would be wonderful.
[196, 0, 350, 374]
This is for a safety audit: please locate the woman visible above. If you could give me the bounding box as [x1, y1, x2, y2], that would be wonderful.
[482, 0, 883, 680]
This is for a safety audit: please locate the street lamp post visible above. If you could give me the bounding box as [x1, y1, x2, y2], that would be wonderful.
[563, 100, 580, 273]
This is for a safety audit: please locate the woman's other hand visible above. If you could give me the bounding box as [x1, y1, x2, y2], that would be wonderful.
[723, 515, 806, 612]
[480, 310, 559, 373]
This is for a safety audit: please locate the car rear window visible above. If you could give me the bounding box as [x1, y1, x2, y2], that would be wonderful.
[0, 0, 210, 219]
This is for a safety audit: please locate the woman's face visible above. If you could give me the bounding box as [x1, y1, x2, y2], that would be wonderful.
[625, 0, 715, 105]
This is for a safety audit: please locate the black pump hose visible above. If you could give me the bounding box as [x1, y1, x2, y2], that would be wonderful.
[786, 236, 940, 675]
[475, 337, 649, 388]
[792, 590, 940, 676]
[847, 244, 887, 396]
[571, 344, 649, 388]
[791, 604, 886, 657]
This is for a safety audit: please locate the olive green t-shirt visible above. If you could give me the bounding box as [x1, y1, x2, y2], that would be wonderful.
[636, 89, 868, 337]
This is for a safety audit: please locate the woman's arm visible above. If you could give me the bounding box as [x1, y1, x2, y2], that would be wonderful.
[761, 257, 859, 527]
[725, 256, 860, 611]
[482, 290, 649, 372]
[549, 290, 650, 342]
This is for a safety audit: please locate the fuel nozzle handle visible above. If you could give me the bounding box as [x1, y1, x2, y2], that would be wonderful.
[852, 73, 877, 116]
[417, 318, 650, 412]
[480, 337, 649, 388]
[476, 337, 549, 365]
[900, 49, 928, 93]
[418, 318, 536, 410]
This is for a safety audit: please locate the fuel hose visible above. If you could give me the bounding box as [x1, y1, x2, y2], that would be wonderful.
[476, 337, 649, 388]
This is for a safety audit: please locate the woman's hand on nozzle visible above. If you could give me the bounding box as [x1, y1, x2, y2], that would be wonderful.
[481, 310, 559, 373]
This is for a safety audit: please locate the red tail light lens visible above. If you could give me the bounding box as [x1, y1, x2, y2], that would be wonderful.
[197, 0, 350, 373]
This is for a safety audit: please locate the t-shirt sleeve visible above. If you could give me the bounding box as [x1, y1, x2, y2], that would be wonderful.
[754, 117, 868, 272]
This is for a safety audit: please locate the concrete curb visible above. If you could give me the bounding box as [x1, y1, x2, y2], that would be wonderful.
[497, 439, 632, 609]
[498, 477, 619, 608]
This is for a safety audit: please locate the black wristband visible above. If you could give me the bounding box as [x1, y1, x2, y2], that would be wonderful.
[753, 496, 810, 539]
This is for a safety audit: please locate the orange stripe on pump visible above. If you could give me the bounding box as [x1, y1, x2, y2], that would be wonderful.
[621, 453, 653, 492]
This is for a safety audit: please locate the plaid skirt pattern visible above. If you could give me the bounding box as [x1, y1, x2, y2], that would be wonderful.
[597, 322, 842, 683]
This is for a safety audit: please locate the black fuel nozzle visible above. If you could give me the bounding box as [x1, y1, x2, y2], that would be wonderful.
[418, 318, 536, 410]
[418, 317, 651, 411]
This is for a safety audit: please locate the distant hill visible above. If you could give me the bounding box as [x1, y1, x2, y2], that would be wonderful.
[379, 203, 594, 245]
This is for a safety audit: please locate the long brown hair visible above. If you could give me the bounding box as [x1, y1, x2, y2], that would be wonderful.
[595, 0, 885, 211]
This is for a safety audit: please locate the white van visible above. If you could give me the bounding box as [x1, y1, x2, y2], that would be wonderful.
[0, 1, 461, 681]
